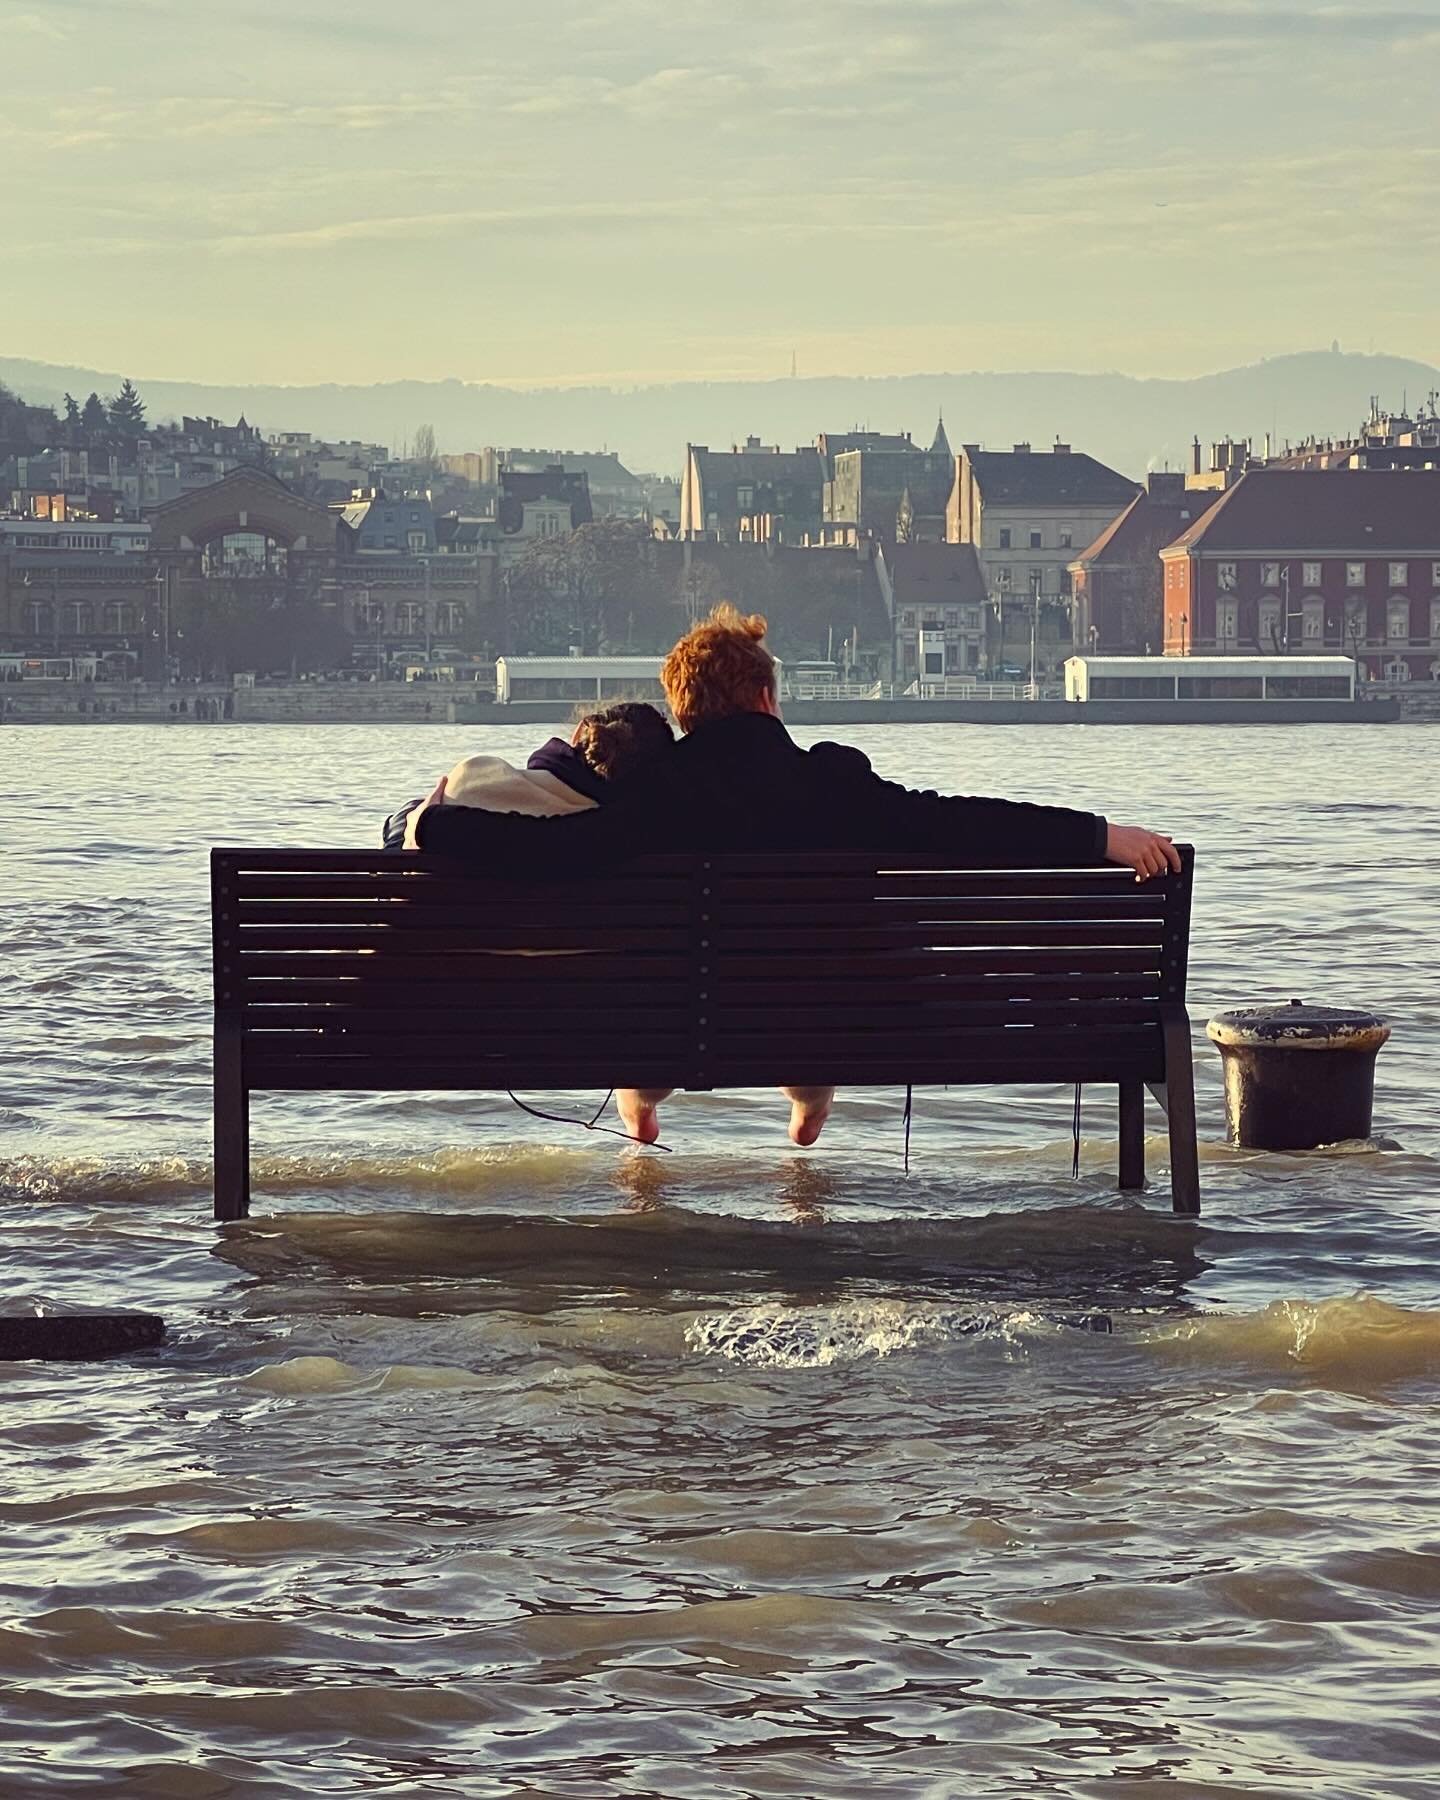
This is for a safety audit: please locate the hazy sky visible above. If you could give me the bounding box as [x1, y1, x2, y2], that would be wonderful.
[5, 0, 1438, 388]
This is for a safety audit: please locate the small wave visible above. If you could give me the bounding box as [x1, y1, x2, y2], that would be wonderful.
[1143, 1292, 1440, 1381]
[0, 1143, 604, 1207]
[243, 1354, 491, 1395]
[686, 1299, 1107, 1368]
[0, 1153, 212, 1205]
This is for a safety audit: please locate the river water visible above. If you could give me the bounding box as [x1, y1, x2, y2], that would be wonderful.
[2, 719, 1438, 1800]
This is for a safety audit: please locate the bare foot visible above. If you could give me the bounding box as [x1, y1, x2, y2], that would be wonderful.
[616, 1087, 671, 1145]
[785, 1087, 833, 1147]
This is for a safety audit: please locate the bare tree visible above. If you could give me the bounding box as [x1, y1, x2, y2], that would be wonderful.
[511, 519, 680, 653]
[412, 423, 438, 477]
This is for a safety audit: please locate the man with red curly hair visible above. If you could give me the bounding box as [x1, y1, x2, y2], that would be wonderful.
[417, 604, 1178, 1145]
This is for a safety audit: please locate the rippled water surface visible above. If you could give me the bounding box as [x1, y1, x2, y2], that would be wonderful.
[3, 720, 1439, 1799]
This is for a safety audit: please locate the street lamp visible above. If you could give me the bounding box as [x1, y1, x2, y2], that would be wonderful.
[1028, 569, 1042, 698]
[1179, 611, 1189, 655]
[1279, 564, 1291, 653]
[422, 553, 433, 668]
[153, 569, 170, 683]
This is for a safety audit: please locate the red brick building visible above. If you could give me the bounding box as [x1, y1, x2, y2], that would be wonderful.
[1069, 473, 1220, 655]
[1159, 469, 1440, 681]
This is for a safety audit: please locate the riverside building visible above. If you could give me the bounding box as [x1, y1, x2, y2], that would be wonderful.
[1159, 468, 1440, 682]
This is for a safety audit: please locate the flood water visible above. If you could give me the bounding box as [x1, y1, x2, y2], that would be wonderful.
[3, 718, 1439, 1799]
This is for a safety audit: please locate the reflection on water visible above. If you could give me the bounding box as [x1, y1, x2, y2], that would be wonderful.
[2, 721, 1439, 1798]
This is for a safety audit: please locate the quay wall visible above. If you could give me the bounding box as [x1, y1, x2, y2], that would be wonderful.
[0, 684, 1412, 726]
[450, 697, 1403, 727]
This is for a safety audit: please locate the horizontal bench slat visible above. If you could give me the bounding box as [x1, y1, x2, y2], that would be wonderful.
[711, 868, 1148, 894]
[224, 948, 1166, 983]
[242, 1023, 1159, 1063]
[237, 999, 1159, 1031]
[244, 1055, 1163, 1090]
[705, 922, 1164, 949]
[231, 926, 692, 952]
[228, 901, 693, 929]
[233, 976, 1163, 1013]
[242, 1003, 693, 1029]
[231, 874, 692, 901]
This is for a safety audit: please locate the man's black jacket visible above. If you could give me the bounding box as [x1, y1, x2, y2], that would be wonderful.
[414, 712, 1107, 873]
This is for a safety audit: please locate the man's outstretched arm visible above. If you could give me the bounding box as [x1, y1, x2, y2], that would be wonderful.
[834, 760, 1180, 878]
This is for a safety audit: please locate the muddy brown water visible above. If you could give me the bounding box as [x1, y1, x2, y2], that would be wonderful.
[3, 720, 1438, 1798]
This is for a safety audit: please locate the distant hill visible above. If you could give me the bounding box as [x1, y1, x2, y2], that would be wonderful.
[3, 349, 1436, 480]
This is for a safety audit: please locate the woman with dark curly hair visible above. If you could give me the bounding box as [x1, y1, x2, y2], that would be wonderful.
[381, 700, 674, 849]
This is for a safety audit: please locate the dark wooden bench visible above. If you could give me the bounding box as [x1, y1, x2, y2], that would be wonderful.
[211, 846, 1198, 1221]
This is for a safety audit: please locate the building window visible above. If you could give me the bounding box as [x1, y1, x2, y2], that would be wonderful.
[1265, 676, 1353, 699]
[67, 601, 92, 635]
[1260, 561, 1281, 587]
[1028, 567, 1044, 596]
[1029, 530, 1042, 549]
[1059, 568, 1072, 596]
[1429, 600, 1440, 641]
[407, 531, 426, 553]
[1303, 599, 1323, 640]
[1346, 561, 1365, 588]
[736, 486, 753, 511]
[998, 528, 1011, 549]
[1303, 561, 1322, 587]
[1432, 561, 1440, 588]
[994, 567, 1011, 588]
[1217, 562, 1237, 591]
[1259, 600, 1281, 651]
[1344, 599, 1367, 649]
[945, 609, 959, 629]
[902, 609, 916, 628]
[1059, 528, 1073, 549]
[104, 601, 132, 634]
[1217, 599, 1238, 646]
[1388, 600, 1410, 641]
[1389, 562, 1408, 587]
[1177, 675, 1265, 699]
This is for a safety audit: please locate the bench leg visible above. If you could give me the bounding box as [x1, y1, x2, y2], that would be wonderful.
[1118, 1081, 1145, 1190]
[1148, 1009, 1201, 1217]
[214, 1029, 249, 1222]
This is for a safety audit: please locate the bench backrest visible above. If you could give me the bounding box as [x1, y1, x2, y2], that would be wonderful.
[212, 847, 1193, 1093]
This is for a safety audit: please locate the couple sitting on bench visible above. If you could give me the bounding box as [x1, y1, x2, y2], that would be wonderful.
[386, 606, 1180, 1148]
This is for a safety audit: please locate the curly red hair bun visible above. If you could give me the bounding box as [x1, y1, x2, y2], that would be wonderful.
[661, 604, 776, 733]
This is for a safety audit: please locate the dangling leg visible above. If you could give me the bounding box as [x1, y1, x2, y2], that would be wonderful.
[616, 1087, 674, 1144]
[781, 1085, 835, 1147]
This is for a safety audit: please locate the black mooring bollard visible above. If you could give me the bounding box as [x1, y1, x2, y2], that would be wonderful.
[1206, 1000, 1391, 1151]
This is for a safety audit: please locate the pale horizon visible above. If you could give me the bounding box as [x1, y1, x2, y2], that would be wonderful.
[6, 0, 1439, 390]
[7, 343, 1439, 399]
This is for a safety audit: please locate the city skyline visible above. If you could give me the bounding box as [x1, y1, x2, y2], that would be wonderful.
[5, 0, 1440, 388]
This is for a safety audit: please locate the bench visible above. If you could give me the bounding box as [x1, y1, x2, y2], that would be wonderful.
[211, 845, 1199, 1221]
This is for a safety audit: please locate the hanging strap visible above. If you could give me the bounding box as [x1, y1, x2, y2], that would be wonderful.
[1071, 1082, 1083, 1178]
[506, 1089, 672, 1152]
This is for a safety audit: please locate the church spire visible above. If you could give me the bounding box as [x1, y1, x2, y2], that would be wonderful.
[930, 409, 951, 459]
